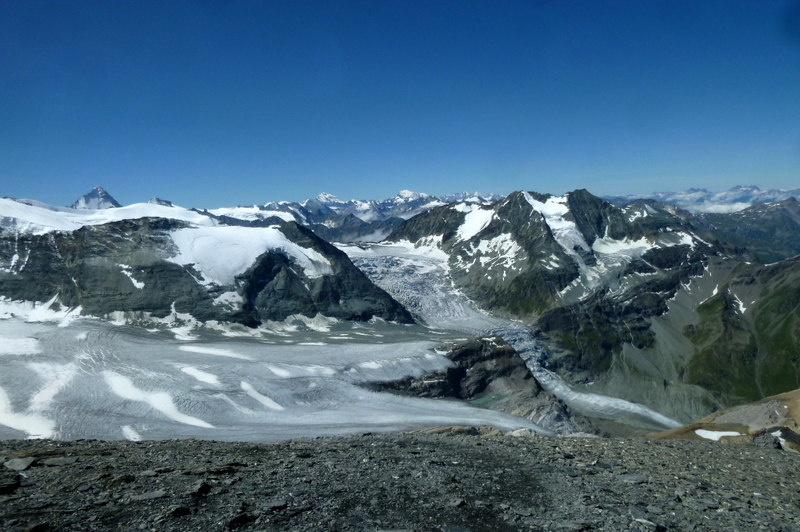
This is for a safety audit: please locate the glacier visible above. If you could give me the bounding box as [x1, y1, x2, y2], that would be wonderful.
[341, 240, 682, 433]
[0, 304, 548, 441]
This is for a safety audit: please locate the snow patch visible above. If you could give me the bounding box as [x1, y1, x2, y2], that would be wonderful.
[0, 384, 56, 439]
[213, 291, 243, 308]
[241, 381, 284, 410]
[455, 205, 495, 241]
[102, 370, 214, 428]
[118, 264, 145, 289]
[178, 345, 253, 361]
[591, 236, 653, 255]
[694, 429, 742, 441]
[180, 366, 221, 385]
[121, 425, 142, 441]
[27, 362, 78, 411]
[0, 338, 41, 355]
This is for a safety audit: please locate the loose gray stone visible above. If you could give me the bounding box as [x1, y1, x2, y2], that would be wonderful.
[129, 490, 167, 501]
[187, 480, 211, 497]
[43, 457, 78, 466]
[4, 457, 35, 471]
[618, 473, 648, 484]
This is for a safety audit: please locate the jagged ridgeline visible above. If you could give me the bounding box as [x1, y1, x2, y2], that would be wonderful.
[386, 189, 800, 410]
[0, 215, 413, 327]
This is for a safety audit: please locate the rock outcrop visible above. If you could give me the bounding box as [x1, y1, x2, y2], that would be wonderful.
[374, 336, 582, 435]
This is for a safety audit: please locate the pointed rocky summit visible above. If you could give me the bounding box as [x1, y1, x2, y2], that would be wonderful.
[70, 186, 122, 210]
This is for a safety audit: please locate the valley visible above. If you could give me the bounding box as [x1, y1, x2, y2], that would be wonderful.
[2, 186, 800, 442]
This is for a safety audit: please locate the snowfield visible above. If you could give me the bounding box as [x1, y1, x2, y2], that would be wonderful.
[0, 197, 214, 235]
[167, 226, 333, 285]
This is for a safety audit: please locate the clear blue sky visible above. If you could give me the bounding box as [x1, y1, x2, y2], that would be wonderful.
[2, 0, 799, 208]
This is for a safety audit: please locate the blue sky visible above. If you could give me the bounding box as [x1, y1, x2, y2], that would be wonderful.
[2, 0, 799, 208]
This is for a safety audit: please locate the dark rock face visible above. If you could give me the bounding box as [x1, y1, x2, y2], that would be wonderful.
[374, 336, 584, 435]
[0, 218, 212, 320]
[236, 223, 414, 324]
[378, 336, 540, 400]
[0, 218, 413, 326]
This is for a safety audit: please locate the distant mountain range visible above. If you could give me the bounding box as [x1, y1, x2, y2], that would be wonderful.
[603, 185, 800, 214]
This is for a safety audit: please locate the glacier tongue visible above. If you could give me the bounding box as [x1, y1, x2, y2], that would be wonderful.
[342, 241, 682, 433]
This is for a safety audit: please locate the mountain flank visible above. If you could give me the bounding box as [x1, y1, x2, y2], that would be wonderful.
[382, 188, 800, 424]
[0, 217, 412, 327]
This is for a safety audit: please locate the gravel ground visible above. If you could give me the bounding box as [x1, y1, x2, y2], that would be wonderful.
[2, 429, 800, 532]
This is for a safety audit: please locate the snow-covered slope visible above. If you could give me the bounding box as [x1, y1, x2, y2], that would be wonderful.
[207, 190, 503, 243]
[0, 197, 212, 235]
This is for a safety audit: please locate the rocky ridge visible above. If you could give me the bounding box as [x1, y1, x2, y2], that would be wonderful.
[372, 336, 584, 436]
[689, 198, 800, 263]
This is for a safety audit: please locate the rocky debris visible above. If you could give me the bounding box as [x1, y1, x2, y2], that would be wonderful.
[650, 388, 800, 452]
[2, 432, 799, 532]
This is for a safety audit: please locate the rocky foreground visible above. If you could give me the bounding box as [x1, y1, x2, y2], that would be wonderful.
[2, 429, 799, 532]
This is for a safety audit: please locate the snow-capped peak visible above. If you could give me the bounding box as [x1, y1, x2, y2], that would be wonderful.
[70, 186, 122, 210]
[396, 190, 429, 202]
[315, 192, 342, 204]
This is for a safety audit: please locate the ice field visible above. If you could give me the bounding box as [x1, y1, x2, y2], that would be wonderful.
[0, 310, 549, 441]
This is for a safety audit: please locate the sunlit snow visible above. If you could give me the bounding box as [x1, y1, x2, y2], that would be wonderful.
[695, 429, 742, 441]
[454, 204, 495, 241]
[167, 226, 333, 286]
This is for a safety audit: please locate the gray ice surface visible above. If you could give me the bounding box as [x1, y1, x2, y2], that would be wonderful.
[0, 316, 546, 441]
